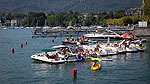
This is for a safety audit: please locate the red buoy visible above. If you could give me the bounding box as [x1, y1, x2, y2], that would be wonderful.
[52, 39, 54, 42]
[25, 42, 27, 45]
[54, 36, 56, 39]
[12, 48, 14, 53]
[21, 43, 23, 48]
[73, 69, 77, 77]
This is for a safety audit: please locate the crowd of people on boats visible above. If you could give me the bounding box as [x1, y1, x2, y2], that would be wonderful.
[31, 29, 147, 70]
[63, 36, 92, 45]
[52, 37, 143, 61]
[32, 31, 146, 64]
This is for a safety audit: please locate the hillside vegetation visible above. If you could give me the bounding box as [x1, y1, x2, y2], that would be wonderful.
[0, 0, 142, 13]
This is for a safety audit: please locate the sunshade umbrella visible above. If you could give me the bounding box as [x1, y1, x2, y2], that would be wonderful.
[121, 33, 133, 38]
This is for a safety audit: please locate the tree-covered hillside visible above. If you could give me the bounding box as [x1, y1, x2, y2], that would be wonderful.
[0, 0, 142, 13]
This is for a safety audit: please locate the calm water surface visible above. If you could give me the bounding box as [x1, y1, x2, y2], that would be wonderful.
[0, 29, 150, 84]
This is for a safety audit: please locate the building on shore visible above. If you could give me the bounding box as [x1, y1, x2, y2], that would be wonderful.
[0, 17, 11, 26]
[125, 8, 137, 16]
[11, 18, 23, 27]
[1, 17, 11, 27]
[0, 17, 23, 27]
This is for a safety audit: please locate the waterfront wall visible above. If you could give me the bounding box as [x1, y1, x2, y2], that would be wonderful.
[133, 27, 150, 37]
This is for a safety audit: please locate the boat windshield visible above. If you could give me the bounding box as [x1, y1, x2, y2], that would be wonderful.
[102, 31, 116, 35]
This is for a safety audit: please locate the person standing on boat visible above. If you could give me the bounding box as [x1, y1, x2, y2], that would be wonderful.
[84, 49, 90, 59]
[45, 52, 49, 58]
[55, 53, 58, 58]
[96, 29, 99, 34]
[123, 40, 127, 51]
[76, 42, 84, 52]
[139, 38, 143, 47]
[76, 45, 84, 53]
[66, 37, 70, 42]
[106, 37, 110, 46]
[113, 41, 117, 47]
[76, 52, 84, 61]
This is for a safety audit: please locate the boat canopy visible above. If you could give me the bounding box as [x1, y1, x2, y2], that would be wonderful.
[52, 45, 76, 49]
[121, 33, 133, 38]
[41, 49, 56, 52]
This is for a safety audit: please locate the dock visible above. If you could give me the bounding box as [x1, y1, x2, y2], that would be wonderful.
[32, 27, 132, 38]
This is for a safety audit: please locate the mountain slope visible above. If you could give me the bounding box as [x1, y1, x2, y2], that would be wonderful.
[0, 0, 142, 13]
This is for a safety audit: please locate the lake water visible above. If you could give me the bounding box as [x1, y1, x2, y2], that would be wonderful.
[0, 28, 150, 84]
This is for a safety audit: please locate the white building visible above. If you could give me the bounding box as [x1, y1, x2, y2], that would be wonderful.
[11, 18, 23, 26]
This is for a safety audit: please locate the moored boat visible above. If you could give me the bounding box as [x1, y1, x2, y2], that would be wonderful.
[31, 52, 66, 63]
[83, 29, 122, 40]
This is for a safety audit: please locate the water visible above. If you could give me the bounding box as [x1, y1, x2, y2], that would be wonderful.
[0, 29, 150, 84]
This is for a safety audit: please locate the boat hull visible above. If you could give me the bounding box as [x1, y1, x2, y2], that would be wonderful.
[31, 55, 65, 64]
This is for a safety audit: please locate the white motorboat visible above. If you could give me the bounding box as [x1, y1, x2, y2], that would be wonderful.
[31, 52, 66, 63]
[31, 46, 79, 63]
[131, 39, 147, 43]
[103, 47, 118, 55]
[96, 48, 108, 56]
[116, 47, 126, 54]
[31, 51, 78, 63]
[83, 29, 121, 39]
[83, 44, 116, 56]
[130, 44, 146, 51]
[126, 47, 138, 52]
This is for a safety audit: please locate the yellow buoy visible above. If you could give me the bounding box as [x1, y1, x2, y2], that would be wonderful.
[91, 64, 101, 70]
[137, 45, 146, 49]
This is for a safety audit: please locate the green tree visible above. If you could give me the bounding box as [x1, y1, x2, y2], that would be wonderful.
[132, 17, 139, 24]
[143, 0, 150, 23]
[11, 12, 26, 18]
[47, 14, 65, 27]
[143, 0, 150, 17]
[122, 16, 133, 26]
[107, 11, 114, 19]
[84, 15, 96, 26]
[114, 10, 126, 19]
[5, 13, 12, 19]
[106, 19, 113, 25]
[22, 17, 28, 26]
[22, 12, 46, 27]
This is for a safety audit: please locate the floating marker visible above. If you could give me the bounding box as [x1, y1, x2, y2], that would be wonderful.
[73, 69, 77, 78]
[54, 36, 56, 39]
[25, 42, 27, 45]
[12, 48, 14, 53]
[21, 43, 23, 48]
[52, 39, 54, 42]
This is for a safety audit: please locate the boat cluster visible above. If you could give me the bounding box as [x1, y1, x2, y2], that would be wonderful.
[31, 38, 146, 63]
[62, 36, 96, 45]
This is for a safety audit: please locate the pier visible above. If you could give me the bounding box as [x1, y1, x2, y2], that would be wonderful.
[133, 27, 150, 37]
[32, 27, 132, 38]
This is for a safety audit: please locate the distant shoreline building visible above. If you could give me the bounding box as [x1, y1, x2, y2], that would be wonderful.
[0, 17, 23, 27]
[0, 17, 11, 27]
[139, 0, 146, 16]
[11, 18, 23, 27]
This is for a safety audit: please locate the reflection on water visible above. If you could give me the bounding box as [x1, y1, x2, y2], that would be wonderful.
[31, 61, 70, 78]
[138, 52, 143, 58]
[92, 71, 101, 81]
